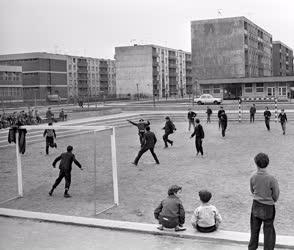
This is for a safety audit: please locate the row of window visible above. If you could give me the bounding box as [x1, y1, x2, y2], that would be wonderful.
[0, 87, 23, 97]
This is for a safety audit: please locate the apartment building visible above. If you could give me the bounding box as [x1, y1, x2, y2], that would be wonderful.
[273, 41, 294, 76]
[115, 44, 191, 98]
[191, 16, 273, 98]
[0, 53, 67, 102]
[0, 65, 23, 103]
[67, 56, 116, 100]
[0, 53, 116, 103]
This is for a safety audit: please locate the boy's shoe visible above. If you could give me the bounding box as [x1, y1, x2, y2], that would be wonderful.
[170, 141, 173, 146]
[157, 225, 164, 231]
[64, 193, 72, 198]
[49, 189, 53, 196]
[131, 162, 137, 166]
[175, 226, 186, 232]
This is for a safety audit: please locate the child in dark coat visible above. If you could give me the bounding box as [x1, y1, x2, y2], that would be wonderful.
[154, 185, 186, 231]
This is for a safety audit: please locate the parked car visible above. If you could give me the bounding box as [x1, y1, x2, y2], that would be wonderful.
[194, 94, 222, 105]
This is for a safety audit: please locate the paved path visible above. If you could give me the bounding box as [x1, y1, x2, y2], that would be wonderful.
[0, 216, 250, 250]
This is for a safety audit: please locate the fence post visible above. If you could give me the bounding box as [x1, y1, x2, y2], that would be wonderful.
[274, 98, 278, 122]
[238, 99, 242, 122]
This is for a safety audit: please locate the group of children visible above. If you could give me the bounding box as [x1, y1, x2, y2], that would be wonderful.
[154, 152, 279, 250]
[154, 186, 222, 233]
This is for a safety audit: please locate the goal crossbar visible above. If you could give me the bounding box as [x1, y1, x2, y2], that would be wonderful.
[1, 124, 119, 214]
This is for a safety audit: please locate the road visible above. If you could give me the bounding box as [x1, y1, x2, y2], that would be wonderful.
[0, 216, 252, 250]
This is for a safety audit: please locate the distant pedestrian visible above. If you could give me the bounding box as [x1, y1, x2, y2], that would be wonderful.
[35, 109, 41, 123]
[217, 107, 225, 129]
[190, 118, 204, 157]
[162, 116, 176, 148]
[43, 122, 57, 155]
[248, 153, 279, 250]
[219, 111, 228, 137]
[250, 104, 256, 123]
[264, 107, 271, 131]
[154, 185, 186, 232]
[49, 145, 83, 198]
[206, 106, 212, 123]
[127, 119, 150, 147]
[46, 107, 54, 123]
[132, 126, 159, 166]
[187, 108, 197, 131]
[59, 109, 67, 121]
[191, 190, 222, 233]
[278, 109, 287, 135]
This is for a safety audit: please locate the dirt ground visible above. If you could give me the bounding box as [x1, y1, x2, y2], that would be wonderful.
[0, 120, 294, 235]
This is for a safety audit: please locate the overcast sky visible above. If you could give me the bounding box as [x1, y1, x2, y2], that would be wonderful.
[0, 0, 293, 59]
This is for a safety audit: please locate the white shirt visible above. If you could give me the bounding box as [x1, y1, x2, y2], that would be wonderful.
[191, 204, 222, 228]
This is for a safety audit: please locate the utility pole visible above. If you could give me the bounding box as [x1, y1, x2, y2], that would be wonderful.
[136, 83, 139, 101]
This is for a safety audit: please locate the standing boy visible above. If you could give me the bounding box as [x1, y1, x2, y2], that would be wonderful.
[49, 145, 83, 198]
[206, 106, 212, 123]
[190, 118, 205, 157]
[264, 107, 271, 131]
[162, 116, 176, 148]
[248, 153, 279, 250]
[187, 108, 197, 131]
[219, 111, 228, 137]
[217, 107, 225, 129]
[127, 119, 150, 147]
[250, 104, 257, 123]
[132, 126, 159, 166]
[43, 122, 57, 155]
[154, 185, 186, 232]
[278, 109, 287, 135]
[46, 107, 54, 123]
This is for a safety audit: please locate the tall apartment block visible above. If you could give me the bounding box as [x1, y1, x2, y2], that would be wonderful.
[67, 56, 116, 100]
[191, 17, 273, 83]
[272, 41, 293, 76]
[115, 44, 191, 98]
[0, 52, 116, 103]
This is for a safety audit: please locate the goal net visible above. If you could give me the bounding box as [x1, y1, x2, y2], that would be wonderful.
[0, 124, 119, 216]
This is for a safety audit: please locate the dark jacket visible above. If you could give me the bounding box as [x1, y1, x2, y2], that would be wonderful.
[250, 106, 256, 114]
[217, 110, 225, 119]
[142, 131, 157, 149]
[278, 113, 287, 123]
[187, 111, 196, 121]
[191, 124, 204, 139]
[264, 110, 271, 120]
[128, 120, 150, 133]
[206, 108, 212, 115]
[154, 195, 185, 225]
[163, 120, 176, 134]
[53, 152, 82, 172]
[220, 113, 227, 124]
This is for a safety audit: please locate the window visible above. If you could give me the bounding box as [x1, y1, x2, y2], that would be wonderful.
[256, 83, 264, 92]
[278, 87, 287, 96]
[245, 83, 252, 93]
[202, 88, 210, 94]
[213, 84, 220, 94]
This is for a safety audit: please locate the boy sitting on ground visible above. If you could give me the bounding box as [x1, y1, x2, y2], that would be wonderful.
[154, 185, 186, 232]
[191, 190, 222, 233]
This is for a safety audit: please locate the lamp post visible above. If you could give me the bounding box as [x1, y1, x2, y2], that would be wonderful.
[136, 83, 139, 101]
[192, 79, 198, 107]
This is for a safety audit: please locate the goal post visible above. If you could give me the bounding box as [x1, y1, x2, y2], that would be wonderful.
[1, 124, 119, 213]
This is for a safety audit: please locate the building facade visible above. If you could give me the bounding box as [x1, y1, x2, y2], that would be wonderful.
[191, 16, 273, 96]
[67, 56, 116, 101]
[0, 53, 68, 102]
[273, 41, 294, 76]
[199, 76, 294, 100]
[0, 53, 116, 103]
[115, 44, 191, 98]
[0, 65, 23, 103]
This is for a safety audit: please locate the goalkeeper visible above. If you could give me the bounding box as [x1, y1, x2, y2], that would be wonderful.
[49, 145, 83, 198]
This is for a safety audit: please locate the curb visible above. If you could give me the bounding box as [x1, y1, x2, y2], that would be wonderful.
[1, 208, 294, 249]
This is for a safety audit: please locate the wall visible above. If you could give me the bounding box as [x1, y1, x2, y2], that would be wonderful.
[115, 46, 153, 97]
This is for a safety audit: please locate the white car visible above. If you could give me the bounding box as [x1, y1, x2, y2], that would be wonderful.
[194, 94, 222, 105]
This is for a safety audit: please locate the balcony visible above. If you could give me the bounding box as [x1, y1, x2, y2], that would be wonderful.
[169, 72, 177, 77]
[77, 67, 87, 73]
[100, 76, 108, 81]
[169, 63, 177, 68]
[77, 59, 87, 67]
[77, 73, 88, 80]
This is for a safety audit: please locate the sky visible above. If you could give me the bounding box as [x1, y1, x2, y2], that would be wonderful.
[0, 0, 293, 59]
